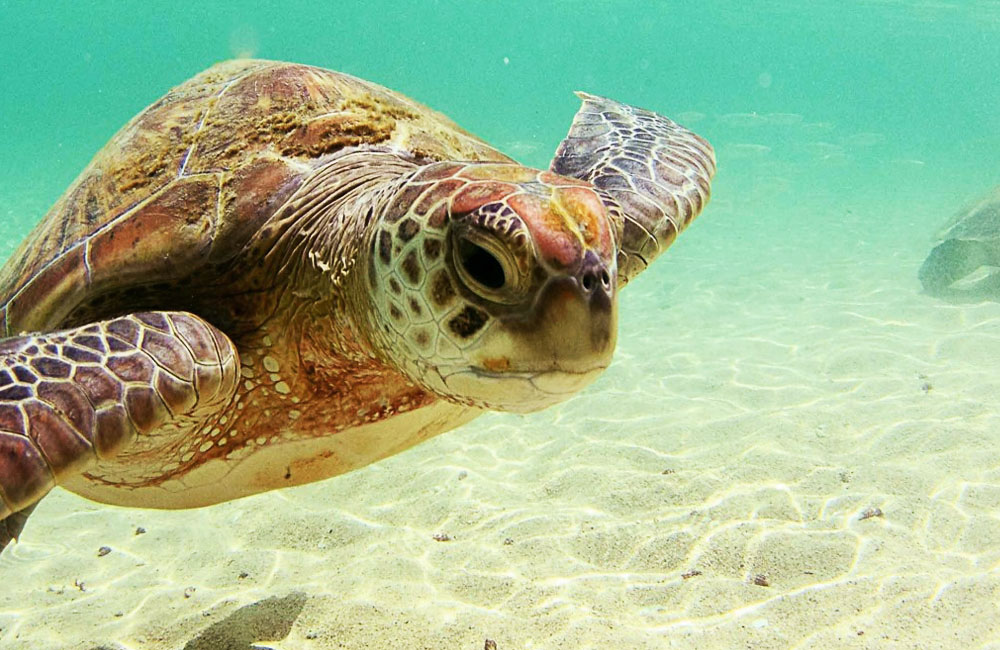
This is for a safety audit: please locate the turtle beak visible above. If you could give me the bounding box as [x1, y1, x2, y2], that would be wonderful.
[461, 271, 617, 413]
[490, 270, 617, 370]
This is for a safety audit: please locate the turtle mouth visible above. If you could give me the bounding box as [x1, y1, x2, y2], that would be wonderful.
[436, 362, 609, 413]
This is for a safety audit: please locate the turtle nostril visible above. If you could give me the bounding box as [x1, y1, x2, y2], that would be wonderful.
[578, 251, 611, 295]
[458, 237, 506, 290]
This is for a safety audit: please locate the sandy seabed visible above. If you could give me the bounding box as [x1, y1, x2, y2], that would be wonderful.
[2, 170, 1000, 650]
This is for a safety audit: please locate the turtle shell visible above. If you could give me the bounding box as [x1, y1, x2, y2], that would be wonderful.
[0, 59, 511, 335]
[936, 186, 1000, 243]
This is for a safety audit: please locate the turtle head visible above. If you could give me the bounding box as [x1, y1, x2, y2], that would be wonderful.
[363, 161, 618, 412]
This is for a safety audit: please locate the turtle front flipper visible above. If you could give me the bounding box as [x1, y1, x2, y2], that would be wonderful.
[0, 311, 238, 550]
[550, 92, 716, 286]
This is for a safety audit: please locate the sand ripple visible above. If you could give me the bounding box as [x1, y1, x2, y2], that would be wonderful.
[3, 188, 1000, 649]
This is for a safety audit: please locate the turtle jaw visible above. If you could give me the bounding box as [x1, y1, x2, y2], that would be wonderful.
[440, 273, 619, 412]
[438, 365, 609, 413]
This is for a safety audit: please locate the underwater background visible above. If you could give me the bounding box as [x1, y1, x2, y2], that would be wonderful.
[2, 1, 1000, 648]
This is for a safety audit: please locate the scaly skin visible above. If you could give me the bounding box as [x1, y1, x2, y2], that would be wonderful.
[360, 161, 618, 412]
[0, 312, 237, 545]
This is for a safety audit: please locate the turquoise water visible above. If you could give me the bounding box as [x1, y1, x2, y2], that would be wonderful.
[2, 1, 998, 237]
[3, 1, 1000, 648]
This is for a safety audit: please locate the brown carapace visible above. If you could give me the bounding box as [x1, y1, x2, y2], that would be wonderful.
[0, 60, 715, 550]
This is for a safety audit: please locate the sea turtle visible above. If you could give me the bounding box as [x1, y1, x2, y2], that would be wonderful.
[0, 60, 714, 549]
[919, 186, 1000, 300]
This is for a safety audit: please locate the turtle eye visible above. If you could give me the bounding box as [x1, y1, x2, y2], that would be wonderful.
[458, 238, 505, 290]
[452, 229, 523, 304]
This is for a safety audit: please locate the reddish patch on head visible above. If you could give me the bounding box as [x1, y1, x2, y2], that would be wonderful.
[509, 193, 580, 268]
[451, 181, 516, 214]
[555, 186, 613, 257]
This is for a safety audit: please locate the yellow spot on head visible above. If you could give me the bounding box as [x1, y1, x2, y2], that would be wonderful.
[275, 381, 291, 395]
[263, 356, 280, 373]
[199, 440, 213, 452]
[482, 356, 511, 372]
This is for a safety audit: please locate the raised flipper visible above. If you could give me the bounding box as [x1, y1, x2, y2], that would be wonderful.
[0, 311, 238, 551]
[550, 92, 716, 286]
